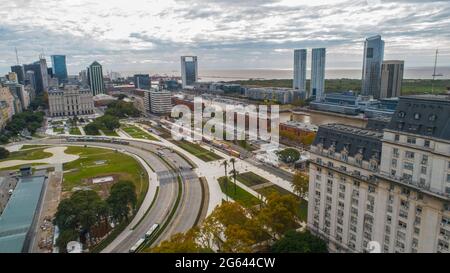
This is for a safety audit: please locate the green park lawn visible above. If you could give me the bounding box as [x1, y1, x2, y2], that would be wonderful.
[101, 129, 119, 137]
[20, 144, 49, 150]
[173, 140, 223, 162]
[236, 172, 271, 187]
[69, 127, 82, 135]
[218, 177, 261, 207]
[63, 146, 148, 205]
[53, 127, 65, 134]
[0, 148, 53, 162]
[122, 124, 159, 141]
[236, 172, 308, 221]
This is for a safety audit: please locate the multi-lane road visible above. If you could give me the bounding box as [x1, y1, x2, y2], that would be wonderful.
[35, 137, 206, 253]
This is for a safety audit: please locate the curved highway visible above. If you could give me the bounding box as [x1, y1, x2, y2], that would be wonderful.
[35, 137, 205, 253]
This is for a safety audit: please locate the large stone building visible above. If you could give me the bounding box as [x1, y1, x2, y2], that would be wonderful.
[0, 86, 16, 129]
[48, 86, 95, 117]
[307, 95, 450, 253]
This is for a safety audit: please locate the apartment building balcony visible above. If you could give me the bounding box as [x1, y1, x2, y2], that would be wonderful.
[377, 172, 450, 201]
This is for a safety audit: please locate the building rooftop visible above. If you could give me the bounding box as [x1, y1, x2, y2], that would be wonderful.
[0, 175, 46, 253]
[387, 95, 450, 140]
[313, 124, 383, 161]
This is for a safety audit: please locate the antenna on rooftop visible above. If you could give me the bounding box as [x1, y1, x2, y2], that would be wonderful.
[431, 49, 443, 94]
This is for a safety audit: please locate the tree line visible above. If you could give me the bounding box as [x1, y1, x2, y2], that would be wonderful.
[54, 180, 137, 252]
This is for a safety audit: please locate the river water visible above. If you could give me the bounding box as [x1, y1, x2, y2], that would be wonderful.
[280, 111, 367, 128]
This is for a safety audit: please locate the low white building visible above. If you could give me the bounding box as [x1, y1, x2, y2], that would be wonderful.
[48, 85, 95, 117]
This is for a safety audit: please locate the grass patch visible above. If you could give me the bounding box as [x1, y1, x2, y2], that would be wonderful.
[218, 177, 261, 208]
[0, 148, 53, 162]
[53, 127, 65, 134]
[236, 172, 270, 187]
[20, 145, 49, 150]
[69, 127, 82, 135]
[63, 146, 148, 206]
[102, 129, 119, 137]
[172, 140, 223, 162]
[122, 124, 159, 141]
[0, 163, 47, 171]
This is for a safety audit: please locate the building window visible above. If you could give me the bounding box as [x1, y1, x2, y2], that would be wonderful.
[421, 166, 427, 175]
[405, 151, 415, 159]
[403, 162, 414, 171]
[421, 155, 428, 165]
[407, 137, 416, 144]
[424, 140, 430, 148]
[393, 148, 399, 158]
[391, 159, 398, 168]
[394, 134, 400, 141]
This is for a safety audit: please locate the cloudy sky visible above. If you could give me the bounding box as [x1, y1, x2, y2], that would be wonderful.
[0, 0, 449, 76]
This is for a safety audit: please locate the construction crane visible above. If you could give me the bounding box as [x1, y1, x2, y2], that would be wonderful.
[431, 49, 443, 94]
[14, 47, 20, 64]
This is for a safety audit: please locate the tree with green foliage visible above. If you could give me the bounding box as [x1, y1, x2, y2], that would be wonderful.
[0, 147, 10, 159]
[105, 100, 140, 118]
[257, 193, 299, 239]
[291, 172, 309, 199]
[84, 122, 100, 135]
[271, 230, 328, 253]
[107, 181, 137, 223]
[56, 229, 80, 253]
[277, 148, 301, 163]
[54, 190, 109, 243]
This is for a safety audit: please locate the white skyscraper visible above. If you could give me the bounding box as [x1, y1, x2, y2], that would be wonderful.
[311, 48, 326, 101]
[181, 56, 198, 89]
[293, 49, 307, 94]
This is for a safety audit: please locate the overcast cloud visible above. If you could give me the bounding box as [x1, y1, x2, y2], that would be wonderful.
[0, 0, 449, 75]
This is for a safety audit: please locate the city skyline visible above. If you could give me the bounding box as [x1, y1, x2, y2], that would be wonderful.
[0, 0, 450, 75]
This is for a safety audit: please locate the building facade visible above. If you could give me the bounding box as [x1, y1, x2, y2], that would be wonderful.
[11, 65, 25, 84]
[87, 61, 105, 96]
[51, 55, 68, 84]
[181, 56, 198, 89]
[311, 48, 326, 101]
[144, 89, 172, 114]
[0, 86, 15, 129]
[245, 87, 301, 104]
[48, 86, 95, 117]
[134, 74, 151, 90]
[362, 35, 385, 99]
[307, 95, 450, 253]
[293, 49, 307, 94]
[380, 60, 404, 98]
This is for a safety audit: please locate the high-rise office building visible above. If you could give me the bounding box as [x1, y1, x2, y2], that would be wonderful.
[25, 71, 36, 92]
[134, 74, 151, 90]
[39, 57, 49, 93]
[311, 48, 326, 101]
[181, 56, 198, 89]
[362, 35, 385, 98]
[10, 65, 25, 84]
[51, 55, 68, 83]
[144, 89, 172, 115]
[293, 49, 307, 94]
[380, 60, 404, 98]
[23, 58, 48, 95]
[87, 61, 105, 96]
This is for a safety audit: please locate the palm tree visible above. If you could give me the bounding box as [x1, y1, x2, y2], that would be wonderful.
[221, 160, 230, 201]
[230, 158, 237, 195]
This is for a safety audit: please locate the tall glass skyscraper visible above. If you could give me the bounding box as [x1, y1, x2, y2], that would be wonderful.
[51, 55, 68, 83]
[10, 65, 25, 84]
[134, 74, 151, 90]
[311, 48, 326, 101]
[361, 35, 385, 98]
[293, 49, 307, 94]
[181, 56, 198, 89]
[87, 61, 105, 96]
